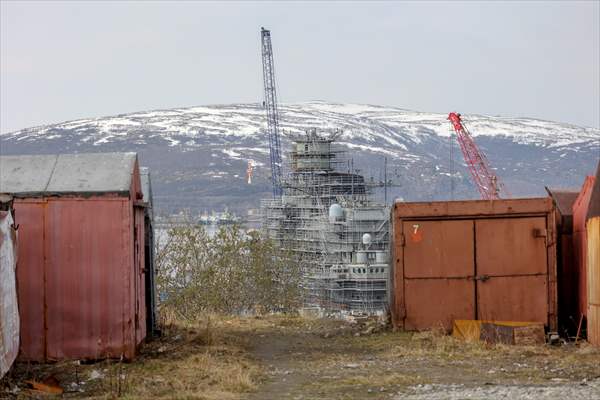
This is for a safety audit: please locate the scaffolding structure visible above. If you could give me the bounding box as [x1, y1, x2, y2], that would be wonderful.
[262, 129, 390, 313]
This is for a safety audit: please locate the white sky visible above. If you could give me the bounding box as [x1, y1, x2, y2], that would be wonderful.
[1, 1, 599, 133]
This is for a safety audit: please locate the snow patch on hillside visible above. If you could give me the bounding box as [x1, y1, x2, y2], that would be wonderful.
[3, 102, 598, 153]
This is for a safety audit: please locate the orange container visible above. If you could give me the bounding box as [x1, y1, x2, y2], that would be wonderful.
[390, 198, 557, 332]
[585, 162, 600, 346]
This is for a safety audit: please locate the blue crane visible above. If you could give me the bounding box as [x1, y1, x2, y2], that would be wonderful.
[261, 27, 283, 197]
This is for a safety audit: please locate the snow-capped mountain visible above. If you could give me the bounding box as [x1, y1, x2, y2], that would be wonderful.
[1, 101, 598, 214]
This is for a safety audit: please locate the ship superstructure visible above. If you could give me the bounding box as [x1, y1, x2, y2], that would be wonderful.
[262, 129, 390, 313]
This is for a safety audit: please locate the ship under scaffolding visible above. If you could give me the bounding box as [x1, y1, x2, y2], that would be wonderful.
[262, 129, 390, 314]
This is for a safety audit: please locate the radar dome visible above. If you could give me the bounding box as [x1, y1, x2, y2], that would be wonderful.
[329, 204, 344, 222]
[362, 233, 372, 245]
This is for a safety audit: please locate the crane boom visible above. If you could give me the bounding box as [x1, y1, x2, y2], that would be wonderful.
[261, 27, 283, 197]
[448, 112, 507, 200]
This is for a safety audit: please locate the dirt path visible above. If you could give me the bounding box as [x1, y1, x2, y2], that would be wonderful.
[247, 330, 319, 399]
[244, 317, 600, 400]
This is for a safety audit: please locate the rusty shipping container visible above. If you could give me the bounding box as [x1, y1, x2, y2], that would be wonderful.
[390, 198, 557, 332]
[572, 175, 595, 326]
[586, 162, 600, 346]
[0, 195, 19, 378]
[546, 188, 580, 335]
[0, 153, 148, 361]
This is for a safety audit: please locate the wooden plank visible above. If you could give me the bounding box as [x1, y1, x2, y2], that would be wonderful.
[513, 325, 545, 345]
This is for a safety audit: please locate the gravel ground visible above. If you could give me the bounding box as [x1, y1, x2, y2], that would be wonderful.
[397, 380, 600, 399]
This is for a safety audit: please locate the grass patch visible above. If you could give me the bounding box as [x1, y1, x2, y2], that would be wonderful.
[1, 315, 265, 399]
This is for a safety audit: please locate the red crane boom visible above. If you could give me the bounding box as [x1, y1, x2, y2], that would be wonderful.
[448, 112, 507, 200]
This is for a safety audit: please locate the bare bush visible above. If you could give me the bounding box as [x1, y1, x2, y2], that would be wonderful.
[155, 224, 302, 320]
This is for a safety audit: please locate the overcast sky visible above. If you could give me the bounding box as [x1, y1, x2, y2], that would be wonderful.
[1, 1, 599, 133]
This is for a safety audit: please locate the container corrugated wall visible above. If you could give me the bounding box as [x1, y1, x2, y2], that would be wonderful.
[390, 198, 557, 332]
[587, 217, 600, 346]
[15, 196, 145, 361]
[572, 176, 595, 323]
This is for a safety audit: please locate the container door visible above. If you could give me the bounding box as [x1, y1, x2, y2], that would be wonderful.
[475, 217, 548, 324]
[403, 220, 476, 331]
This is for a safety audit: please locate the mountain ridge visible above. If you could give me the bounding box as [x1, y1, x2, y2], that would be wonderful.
[1, 101, 598, 215]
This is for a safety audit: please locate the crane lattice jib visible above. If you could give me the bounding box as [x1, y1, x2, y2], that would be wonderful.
[261, 28, 283, 197]
[448, 112, 504, 200]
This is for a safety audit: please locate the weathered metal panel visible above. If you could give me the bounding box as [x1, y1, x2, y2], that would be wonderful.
[14, 200, 46, 360]
[405, 279, 475, 331]
[587, 217, 600, 346]
[585, 162, 600, 346]
[0, 210, 19, 378]
[6, 152, 149, 361]
[46, 153, 136, 193]
[14, 196, 147, 361]
[573, 176, 595, 321]
[475, 217, 547, 276]
[394, 198, 552, 219]
[43, 198, 134, 360]
[139, 167, 153, 208]
[477, 276, 548, 323]
[391, 198, 557, 331]
[134, 206, 146, 346]
[403, 220, 474, 278]
[0, 153, 136, 196]
[0, 155, 57, 193]
[402, 219, 475, 331]
[475, 217, 549, 324]
[546, 208, 558, 333]
[390, 210, 404, 328]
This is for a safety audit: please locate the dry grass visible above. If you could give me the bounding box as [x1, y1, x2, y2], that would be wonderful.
[298, 322, 600, 396]
[3, 314, 600, 399]
[1, 314, 266, 399]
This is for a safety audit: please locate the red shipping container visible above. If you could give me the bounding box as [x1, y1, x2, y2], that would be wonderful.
[572, 175, 595, 324]
[0, 153, 147, 361]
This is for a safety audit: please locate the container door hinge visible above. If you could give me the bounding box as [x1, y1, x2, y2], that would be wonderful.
[533, 228, 547, 238]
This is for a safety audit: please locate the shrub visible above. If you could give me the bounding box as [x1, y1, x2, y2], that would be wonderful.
[155, 224, 302, 319]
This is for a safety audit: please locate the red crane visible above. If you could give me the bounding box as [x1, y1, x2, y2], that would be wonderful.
[448, 112, 508, 200]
